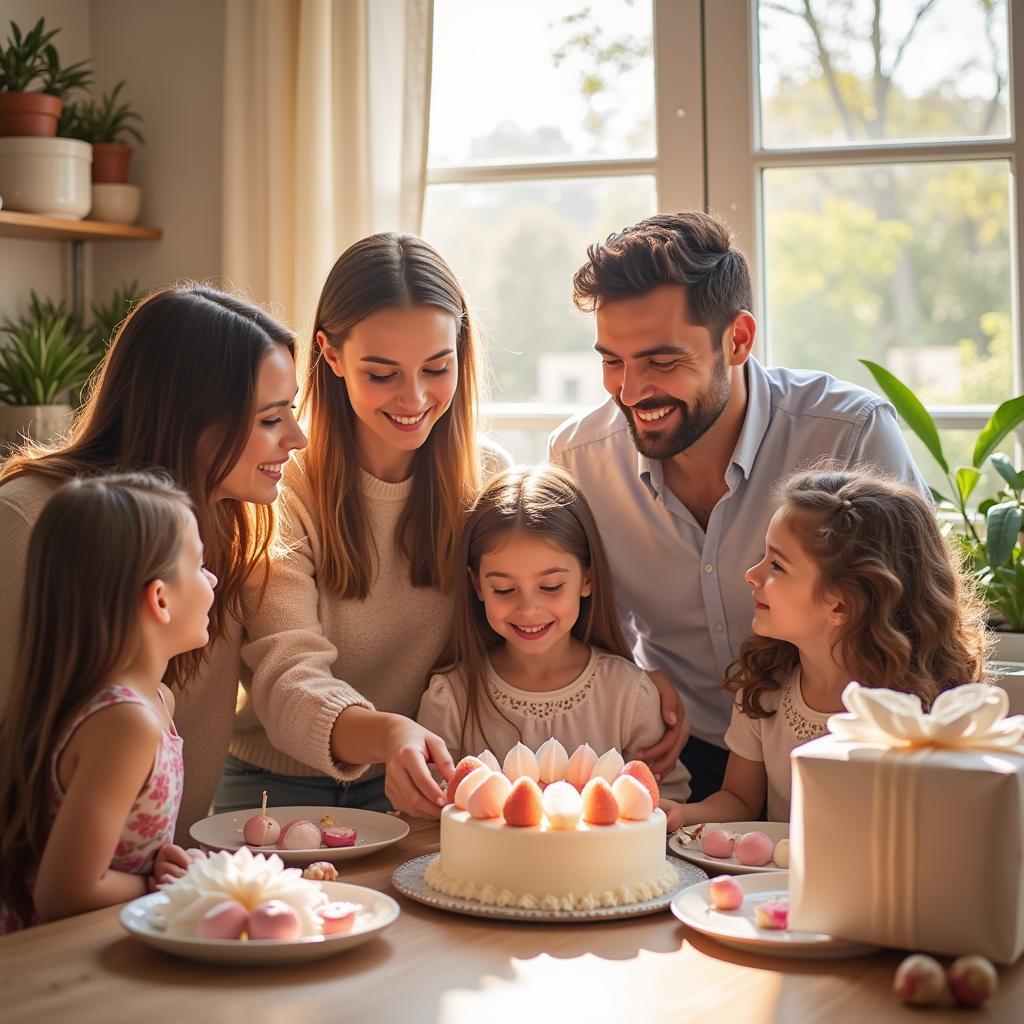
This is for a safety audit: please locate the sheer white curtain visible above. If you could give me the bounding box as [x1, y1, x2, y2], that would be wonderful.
[222, 0, 433, 333]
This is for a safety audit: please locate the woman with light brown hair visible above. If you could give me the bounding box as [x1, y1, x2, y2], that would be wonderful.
[0, 284, 307, 841]
[662, 466, 990, 829]
[415, 464, 691, 800]
[227, 232, 508, 818]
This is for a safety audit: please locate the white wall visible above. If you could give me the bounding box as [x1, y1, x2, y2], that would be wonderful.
[0, 0, 225, 325]
[0, 0, 90, 320]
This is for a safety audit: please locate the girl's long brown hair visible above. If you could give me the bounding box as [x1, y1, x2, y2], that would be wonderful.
[1, 283, 295, 689]
[727, 467, 990, 718]
[0, 472, 193, 927]
[303, 233, 481, 598]
[435, 465, 633, 754]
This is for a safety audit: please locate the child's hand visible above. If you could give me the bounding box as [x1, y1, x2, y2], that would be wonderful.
[150, 843, 192, 888]
[637, 669, 691, 777]
[660, 798, 688, 833]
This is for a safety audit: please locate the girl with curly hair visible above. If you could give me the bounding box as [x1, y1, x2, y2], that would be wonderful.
[663, 466, 989, 828]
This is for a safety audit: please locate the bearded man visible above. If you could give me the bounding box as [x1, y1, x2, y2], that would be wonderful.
[549, 211, 927, 802]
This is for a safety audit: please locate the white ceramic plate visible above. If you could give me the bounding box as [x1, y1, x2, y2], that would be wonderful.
[392, 854, 706, 922]
[668, 821, 789, 875]
[189, 805, 409, 866]
[671, 871, 876, 959]
[120, 880, 400, 965]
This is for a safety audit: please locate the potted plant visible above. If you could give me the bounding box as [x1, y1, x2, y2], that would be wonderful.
[861, 359, 1024, 670]
[61, 80, 143, 183]
[0, 18, 92, 136]
[0, 292, 101, 448]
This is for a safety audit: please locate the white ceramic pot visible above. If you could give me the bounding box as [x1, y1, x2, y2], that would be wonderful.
[0, 137, 91, 219]
[991, 629, 1024, 663]
[0, 404, 73, 449]
[90, 182, 141, 224]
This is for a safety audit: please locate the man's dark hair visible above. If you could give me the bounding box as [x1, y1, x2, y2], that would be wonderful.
[572, 211, 753, 342]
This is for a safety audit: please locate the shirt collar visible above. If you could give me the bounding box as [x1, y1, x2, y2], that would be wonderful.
[635, 357, 772, 496]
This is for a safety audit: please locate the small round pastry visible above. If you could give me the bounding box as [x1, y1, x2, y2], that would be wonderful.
[772, 837, 790, 869]
[708, 875, 744, 911]
[893, 953, 947, 1006]
[753, 897, 789, 930]
[322, 826, 357, 848]
[198, 899, 249, 940]
[278, 818, 322, 850]
[320, 900, 360, 935]
[243, 789, 281, 846]
[317, 814, 337, 830]
[248, 900, 302, 941]
[947, 955, 998, 1007]
[303, 861, 339, 882]
[700, 828, 735, 858]
[735, 830, 774, 866]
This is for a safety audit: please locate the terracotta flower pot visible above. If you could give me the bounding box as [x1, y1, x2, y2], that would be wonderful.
[91, 141, 132, 184]
[0, 92, 62, 137]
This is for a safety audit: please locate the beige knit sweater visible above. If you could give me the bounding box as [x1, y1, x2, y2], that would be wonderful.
[231, 451, 469, 783]
[0, 473, 242, 845]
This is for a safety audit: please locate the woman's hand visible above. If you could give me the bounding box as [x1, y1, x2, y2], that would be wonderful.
[381, 717, 455, 820]
[150, 843, 193, 888]
[636, 668, 690, 778]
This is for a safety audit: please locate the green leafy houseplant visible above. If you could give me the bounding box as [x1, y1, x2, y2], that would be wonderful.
[0, 292, 100, 406]
[59, 81, 143, 145]
[861, 359, 1024, 631]
[0, 18, 91, 97]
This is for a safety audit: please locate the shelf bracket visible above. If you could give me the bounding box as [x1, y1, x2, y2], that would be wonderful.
[70, 239, 85, 321]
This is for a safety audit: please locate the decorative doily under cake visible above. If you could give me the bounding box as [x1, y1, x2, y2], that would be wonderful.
[391, 854, 706, 922]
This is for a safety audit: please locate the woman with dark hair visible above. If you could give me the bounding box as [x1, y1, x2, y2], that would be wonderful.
[225, 232, 510, 819]
[0, 283, 306, 840]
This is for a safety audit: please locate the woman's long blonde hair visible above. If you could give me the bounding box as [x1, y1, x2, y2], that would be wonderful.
[0, 283, 295, 689]
[303, 233, 481, 598]
[0, 473, 193, 928]
[436, 465, 633, 754]
[727, 467, 990, 718]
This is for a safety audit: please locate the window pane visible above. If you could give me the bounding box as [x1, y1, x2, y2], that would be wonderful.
[422, 176, 656, 402]
[902, 429, 1015, 505]
[763, 161, 1012, 405]
[429, 0, 655, 167]
[758, 0, 1009, 148]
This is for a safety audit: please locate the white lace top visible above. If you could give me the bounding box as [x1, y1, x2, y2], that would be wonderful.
[417, 646, 691, 800]
[723, 669, 832, 821]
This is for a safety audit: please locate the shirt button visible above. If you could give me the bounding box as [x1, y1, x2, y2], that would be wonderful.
[704, 564, 714, 573]
[715, 623, 724, 633]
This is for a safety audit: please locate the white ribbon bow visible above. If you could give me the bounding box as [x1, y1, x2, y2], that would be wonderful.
[828, 681, 1024, 750]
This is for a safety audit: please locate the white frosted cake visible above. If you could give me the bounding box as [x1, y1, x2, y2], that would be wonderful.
[425, 739, 677, 911]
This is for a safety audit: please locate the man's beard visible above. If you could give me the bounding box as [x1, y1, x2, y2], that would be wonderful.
[617, 353, 730, 460]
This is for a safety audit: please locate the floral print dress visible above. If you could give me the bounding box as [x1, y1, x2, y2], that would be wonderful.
[1, 684, 183, 932]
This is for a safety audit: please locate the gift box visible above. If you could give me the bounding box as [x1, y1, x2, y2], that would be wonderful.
[789, 682, 1024, 964]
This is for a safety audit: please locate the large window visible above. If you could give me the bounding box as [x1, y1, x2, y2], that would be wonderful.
[424, 0, 1021, 486]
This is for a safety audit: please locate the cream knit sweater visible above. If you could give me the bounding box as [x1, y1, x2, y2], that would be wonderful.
[0, 473, 242, 845]
[231, 450, 475, 784]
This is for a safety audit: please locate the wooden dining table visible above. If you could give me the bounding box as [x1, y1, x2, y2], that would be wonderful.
[2, 816, 1021, 1023]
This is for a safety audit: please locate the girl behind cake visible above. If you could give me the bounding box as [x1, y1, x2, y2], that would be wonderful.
[663, 467, 989, 829]
[417, 464, 690, 800]
[0, 473, 217, 931]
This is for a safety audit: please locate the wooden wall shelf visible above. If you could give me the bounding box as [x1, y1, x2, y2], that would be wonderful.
[0, 210, 162, 242]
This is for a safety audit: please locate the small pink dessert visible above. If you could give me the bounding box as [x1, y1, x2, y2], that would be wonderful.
[243, 790, 281, 847]
[707, 875, 744, 911]
[198, 899, 249, 940]
[322, 826, 358, 848]
[278, 819, 322, 850]
[735, 830, 774, 866]
[303, 861, 339, 881]
[320, 900, 360, 935]
[893, 953, 947, 1006]
[700, 828, 735, 858]
[248, 900, 302, 941]
[753, 897, 789, 930]
[947, 955, 998, 1007]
